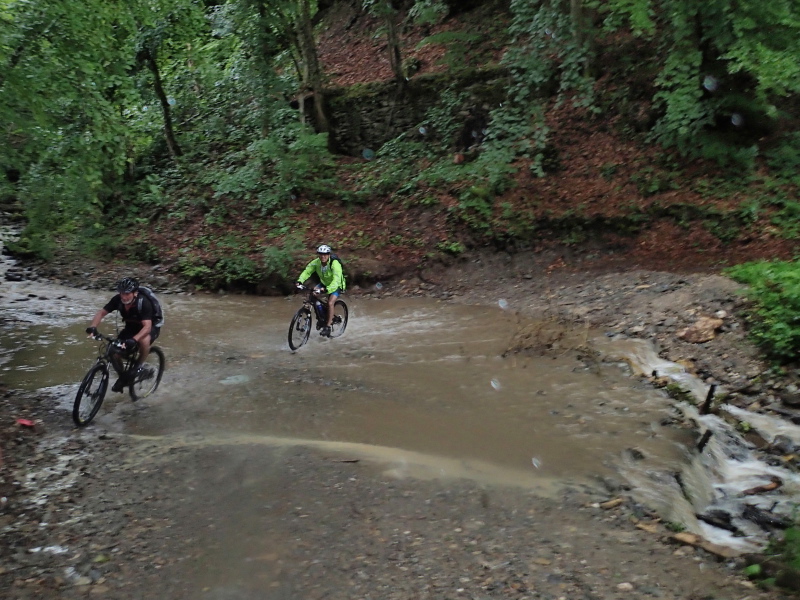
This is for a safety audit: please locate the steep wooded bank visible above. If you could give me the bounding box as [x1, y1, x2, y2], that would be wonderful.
[1, 0, 798, 292]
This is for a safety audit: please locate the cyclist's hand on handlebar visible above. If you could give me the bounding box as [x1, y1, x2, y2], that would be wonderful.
[123, 338, 138, 350]
[295, 282, 304, 291]
[86, 326, 98, 337]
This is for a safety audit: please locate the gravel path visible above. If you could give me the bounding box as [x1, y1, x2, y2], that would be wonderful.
[2, 248, 798, 598]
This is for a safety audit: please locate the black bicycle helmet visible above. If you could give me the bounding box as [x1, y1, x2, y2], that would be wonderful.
[115, 277, 139, 293]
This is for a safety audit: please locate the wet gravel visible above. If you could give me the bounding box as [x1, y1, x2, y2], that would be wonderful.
[2, 245, 799, 598]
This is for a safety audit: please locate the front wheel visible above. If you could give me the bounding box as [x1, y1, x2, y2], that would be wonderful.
[129, 346, 165, 401]
[73, 363, 109, 426]
[288, 307, 312, 351]
[329, 300, 349, 338]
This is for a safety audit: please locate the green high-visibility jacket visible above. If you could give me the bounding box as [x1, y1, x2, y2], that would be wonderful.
[298, 257, 345, 293]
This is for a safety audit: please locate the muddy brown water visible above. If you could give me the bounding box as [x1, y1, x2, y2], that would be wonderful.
[2, 279, 688, 495]
[8, 262, 800, 598]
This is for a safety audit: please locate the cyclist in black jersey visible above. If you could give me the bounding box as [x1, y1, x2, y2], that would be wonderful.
[85, 277, 161, 393]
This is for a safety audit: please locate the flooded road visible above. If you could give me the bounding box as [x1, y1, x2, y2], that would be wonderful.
[2, 278, 686, 494]
[9, 251, 800, 600]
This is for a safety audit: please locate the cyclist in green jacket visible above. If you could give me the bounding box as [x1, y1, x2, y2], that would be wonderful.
[296, 244, 344, 337]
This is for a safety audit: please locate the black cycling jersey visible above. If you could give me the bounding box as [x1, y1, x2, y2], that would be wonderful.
[103, 293, 155, 337]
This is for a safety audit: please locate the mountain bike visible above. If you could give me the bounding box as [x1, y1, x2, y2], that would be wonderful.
[73, 332, 165, 426]
[288, 284, 349, 351]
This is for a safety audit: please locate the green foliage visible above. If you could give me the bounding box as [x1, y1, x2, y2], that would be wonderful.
[177, 255, 212, 281]
[773, 526, 800, 571]
[0, 0, 222, 257]
[764, 132, 800, 185]
[436, 240, 465, 255]
[212, 109, 336, 214]
[262, 236, 303, 279]
[422, 87, 470, 149]
[744, 522, 800, 590]
[506, 0, 594, 107]
[598, 0, 800, 165]
[5, 230, 54, 260]
[664, 521, 686, 533]
[726, 260, 800, 362]
[215, 254, 261, 285]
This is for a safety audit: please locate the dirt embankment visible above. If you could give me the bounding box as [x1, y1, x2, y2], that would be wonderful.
[2, 249, 799, 598]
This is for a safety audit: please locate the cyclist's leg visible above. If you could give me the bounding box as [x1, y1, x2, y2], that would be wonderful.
[137, 329, 155, 364]
[133, 328, 159, 372]
[111, 328, 135, 391]
[325, 291, 340, 329]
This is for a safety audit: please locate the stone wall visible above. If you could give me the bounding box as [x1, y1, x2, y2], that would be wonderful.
[323, 66, 510, 157]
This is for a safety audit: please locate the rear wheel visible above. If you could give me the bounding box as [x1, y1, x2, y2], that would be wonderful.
[288, 308, 312, 351]
[329, 300, 349, 338]
[129, 346, 165, 401]
[73, 363, 109, 427]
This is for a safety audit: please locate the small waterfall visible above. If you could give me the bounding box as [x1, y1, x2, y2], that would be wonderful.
[596, 335, 800, 553]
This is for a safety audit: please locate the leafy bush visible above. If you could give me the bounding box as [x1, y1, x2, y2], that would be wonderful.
[215, 254, 261, 285]
[262, 237, 303, 279]
[211, 109, 336, 214]
[764, 132, 800, 185]
[177, 255, 213, 281]
[726, 260, 800, 363]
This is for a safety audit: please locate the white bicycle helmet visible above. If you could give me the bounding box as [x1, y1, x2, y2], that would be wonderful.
[317, 244, 332, 254]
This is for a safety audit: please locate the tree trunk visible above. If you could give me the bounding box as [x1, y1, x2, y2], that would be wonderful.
[570, 0, 583, 46]
[143, 49, 182, 158]
[384, 4, 406, 86]
[296, 0, 330, 133]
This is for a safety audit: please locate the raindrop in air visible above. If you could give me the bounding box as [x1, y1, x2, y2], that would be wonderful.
[362, 148, 375, 160]
[703, 75, 718, 92]
[375, 282, 383, 290]
[167, 97, 176, 106]
[531, 458, 542, 469]
[490, 379, 501, 390]
[419, 126, 427, 135]
[545, 28, 552, 36]
[498, 299, 509, 310]
[731, 113, 744, 127]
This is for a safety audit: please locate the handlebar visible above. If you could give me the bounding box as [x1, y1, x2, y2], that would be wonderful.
[295, 283, 326, 296]
[88, 332, 125, 348]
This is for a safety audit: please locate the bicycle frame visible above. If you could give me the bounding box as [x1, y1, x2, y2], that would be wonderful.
[298, 285, 329, 327]
[90, 333, 138, 376]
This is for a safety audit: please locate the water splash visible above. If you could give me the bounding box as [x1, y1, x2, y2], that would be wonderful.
[595, 334, 800, 552]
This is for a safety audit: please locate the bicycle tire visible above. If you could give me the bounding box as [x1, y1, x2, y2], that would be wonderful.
[329, 300, 349, 338]
[288, 307, 312, 351]
[73, 363, 109, 427]
[129, 346, 165, 401]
